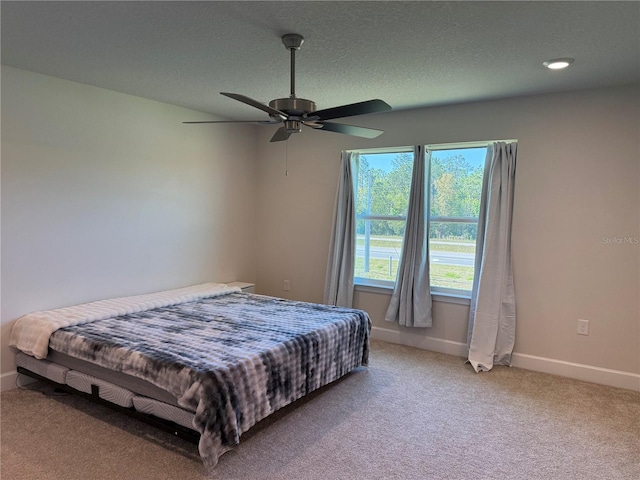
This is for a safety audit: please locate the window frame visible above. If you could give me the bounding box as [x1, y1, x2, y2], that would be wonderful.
[350, 140, 509, 300]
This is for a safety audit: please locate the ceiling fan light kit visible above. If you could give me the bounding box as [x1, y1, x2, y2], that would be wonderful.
[184, 34, 391, 142]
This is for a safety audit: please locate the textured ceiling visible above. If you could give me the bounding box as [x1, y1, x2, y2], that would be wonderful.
[2, 1, 639, 121]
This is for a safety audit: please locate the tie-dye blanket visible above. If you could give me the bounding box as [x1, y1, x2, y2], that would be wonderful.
[10, 282, 239, 359]
[47, 292, 371, 468]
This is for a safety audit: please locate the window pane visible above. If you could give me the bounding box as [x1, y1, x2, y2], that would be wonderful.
[356, 151, 414, 217]
[429, 222, 477, 291]
[355, 220, 405, 282]
[430, 147, 486, 218]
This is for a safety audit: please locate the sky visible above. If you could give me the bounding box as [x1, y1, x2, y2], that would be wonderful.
[364, 147, 487, 172]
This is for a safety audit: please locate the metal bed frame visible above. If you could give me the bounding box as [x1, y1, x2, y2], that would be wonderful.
[17, 366, 201, 445]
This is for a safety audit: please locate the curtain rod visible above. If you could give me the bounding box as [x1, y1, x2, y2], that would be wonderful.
[346, 139, 518, 154]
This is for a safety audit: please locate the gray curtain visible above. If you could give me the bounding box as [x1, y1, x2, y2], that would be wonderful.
[385, 146, 432, 327]
[468, 141, 517, 372]
[323, 151, 358, 307]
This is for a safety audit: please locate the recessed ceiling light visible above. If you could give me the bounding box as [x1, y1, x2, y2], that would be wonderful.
[543, 58, 575, 70]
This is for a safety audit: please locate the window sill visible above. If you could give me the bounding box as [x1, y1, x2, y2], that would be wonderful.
[353, 282, 471, 306]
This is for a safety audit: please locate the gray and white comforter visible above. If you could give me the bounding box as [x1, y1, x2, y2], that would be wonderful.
[47, 291, 371, 468]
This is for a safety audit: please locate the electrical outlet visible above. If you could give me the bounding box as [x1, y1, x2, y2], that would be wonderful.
[577, 319, 589, 335]
[283, 280, 290, 291]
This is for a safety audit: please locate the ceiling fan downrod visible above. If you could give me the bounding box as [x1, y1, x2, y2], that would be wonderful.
[281, 33, 304, 98]
[269, 33, 316, 130]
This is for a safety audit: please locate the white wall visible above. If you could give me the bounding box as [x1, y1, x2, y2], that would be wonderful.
[1, 67, 258, 385]
[255, 85, 639, 389]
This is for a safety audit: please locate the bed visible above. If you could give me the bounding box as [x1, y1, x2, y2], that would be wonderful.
[9, 283, 371, 469]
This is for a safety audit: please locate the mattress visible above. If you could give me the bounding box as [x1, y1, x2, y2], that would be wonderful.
[47, 350, 185, 408]
[15, 351, 69, 384]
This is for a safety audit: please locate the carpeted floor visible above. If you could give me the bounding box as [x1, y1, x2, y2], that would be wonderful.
[2, 340, 639, 480]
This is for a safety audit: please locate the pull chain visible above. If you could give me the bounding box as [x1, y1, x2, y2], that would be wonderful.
[285, 138, 289, 176]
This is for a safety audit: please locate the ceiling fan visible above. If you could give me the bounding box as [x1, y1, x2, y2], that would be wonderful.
[184, 34, 392, 142]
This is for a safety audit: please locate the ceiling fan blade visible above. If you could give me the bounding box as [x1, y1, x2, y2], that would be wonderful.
[306, 99, 391, 122]
[183, 119, 280, 124]
[221, 92, 287, 119]
[315, 122, 384, 139]
[270, 127, 292, 142]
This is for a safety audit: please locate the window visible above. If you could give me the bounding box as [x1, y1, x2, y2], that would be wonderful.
[428, 145, 486, 294]
[353, 142, 488, 296]
[354, 149, 414, 286]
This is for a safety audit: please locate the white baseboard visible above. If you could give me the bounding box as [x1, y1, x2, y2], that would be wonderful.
[1, 370, 19, 392]
[371, 326, 468, 358]
[370, 326, 640, 392]
[510, 352, 640, 392]
[1, 369, 36, 392]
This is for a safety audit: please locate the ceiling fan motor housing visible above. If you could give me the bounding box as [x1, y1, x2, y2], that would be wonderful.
[269, 97, 316, 117]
